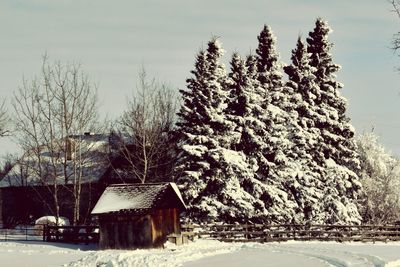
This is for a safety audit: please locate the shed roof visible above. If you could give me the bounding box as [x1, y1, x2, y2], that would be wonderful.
[91, 182, 186, 215]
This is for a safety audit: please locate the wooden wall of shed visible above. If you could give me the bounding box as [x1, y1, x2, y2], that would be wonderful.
[98, 208, 181, 249]
[151, 208, 180, 247]
[98, 214, 153, 249]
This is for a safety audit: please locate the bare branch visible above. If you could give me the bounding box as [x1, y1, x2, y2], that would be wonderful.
[12, 55, 99, 225]
[114, 68, 178, 183]
[390, 0, 400, 52]
[390, 0, 400, 18]
[0, 99, 10, 137]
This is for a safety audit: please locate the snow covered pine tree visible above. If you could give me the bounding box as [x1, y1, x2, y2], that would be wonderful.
[176, 39, 265, 222]
[253, 25, 301, 222]
[303, 18, 361, 223]
[224, 52, 293, 223]
[283, 37, 327, 222]
[176, 20, 362, 225]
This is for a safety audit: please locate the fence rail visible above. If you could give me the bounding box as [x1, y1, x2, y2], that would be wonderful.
[0, 225, 99, 243]
[1, 223, 400, 244]
[43, 225, 99, 244]
[0, 227, 43, 241]
[181, 223, 400, 243]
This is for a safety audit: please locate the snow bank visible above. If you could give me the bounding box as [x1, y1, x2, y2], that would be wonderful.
[34, 216, 70, 235]
[2, 239, 400, 267]
[66, 240, 242, 267]
[65, 240, 400, 267]
[67, 240, 400, 267]
[0, 241, 92, 267]
[35, 216, 70, 226]
[387, 260, 400, 267]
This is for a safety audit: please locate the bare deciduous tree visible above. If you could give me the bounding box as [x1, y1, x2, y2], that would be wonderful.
[13, 55, 99, 225]
[391, 1, 400, 53]
[114, 69, 177, 184]
[357, 132, 400, 223]
[0, 99, 10, 137]
[0, 153, 18, 182]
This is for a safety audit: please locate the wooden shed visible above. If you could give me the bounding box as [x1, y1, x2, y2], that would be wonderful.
[91, 182, 186, 249]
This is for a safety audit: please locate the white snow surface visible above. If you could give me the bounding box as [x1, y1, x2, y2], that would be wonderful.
[1, 239, 400, 267]
[91, 185, 158, 214]
[35, 216, 70, 226]
[0, 241, 94, 267]
[0, 134, 109, 188]
[91, 190, 140, 214]
[91, 183, 186, 214]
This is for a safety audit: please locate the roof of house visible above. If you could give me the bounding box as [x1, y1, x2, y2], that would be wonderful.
[91, 182, 186, 215]
[0, 134, 109, 188]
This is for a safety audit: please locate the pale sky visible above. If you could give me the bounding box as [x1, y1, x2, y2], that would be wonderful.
[1, 0, 400, 157]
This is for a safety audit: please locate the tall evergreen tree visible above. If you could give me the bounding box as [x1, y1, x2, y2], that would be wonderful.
[284, 37, 329, 222]
[306, 18, 360, 171]
[175, 50, 212, 209]
[256, 25, 283, 91]
[176, 39, 266, 222]
[255, 25, 285, 173]
[226, 53, 265, 156]
[301, 18, 362, 223]
[175, 22, 362, 224]
[284, 37, 322, 169]
[225, 52, 295, 222]
[253, 26, 300, 222]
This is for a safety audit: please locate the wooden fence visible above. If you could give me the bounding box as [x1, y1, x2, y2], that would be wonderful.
[181, 223, 400, 243]
[43, 225, 99, 244]
[2, 223, 399, 244]
[0, 227, 42, 241]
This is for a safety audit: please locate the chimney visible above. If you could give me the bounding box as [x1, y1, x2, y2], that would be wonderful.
[66, 138, 75, 160]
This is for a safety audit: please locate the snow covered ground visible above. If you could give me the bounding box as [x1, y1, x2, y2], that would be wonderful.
[1, 239, 400, 267]
[0, 241, 95, 267]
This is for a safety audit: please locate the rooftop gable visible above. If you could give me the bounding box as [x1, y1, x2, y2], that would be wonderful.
[91, 182, 186, 215]
[0, 134, 109, 188]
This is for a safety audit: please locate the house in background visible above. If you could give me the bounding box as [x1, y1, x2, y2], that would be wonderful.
[0, 133, 111, 227]
[91, 182, 186, 249]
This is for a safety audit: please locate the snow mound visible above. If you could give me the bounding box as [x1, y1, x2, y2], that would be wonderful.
[34, 216, 70, 235]
[35, 216, 70, 226]
[66, 240, 241, 267]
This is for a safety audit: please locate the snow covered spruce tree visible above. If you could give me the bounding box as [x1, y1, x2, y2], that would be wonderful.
[287, 18, 361, 223]
[307, 18, 362, 223]
[224, 52, 296, 222]
[176, 39, 266, 222]
[307, 18, 360, 172]
[283, 37, 326, 222]
[283, 36, 359, 223]
[255, 25, 300, 179]
[253, 25, 300, 222]
[176, 21, 362, 224]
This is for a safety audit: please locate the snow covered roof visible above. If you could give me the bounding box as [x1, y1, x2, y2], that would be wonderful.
[91, 182, 186, 215]
[0, 134, 109, 188]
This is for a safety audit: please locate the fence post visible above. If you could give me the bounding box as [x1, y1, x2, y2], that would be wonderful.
[292, 225, 295, 240]
[42, 225, 46, 242]
[85, 227, 89, 245]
